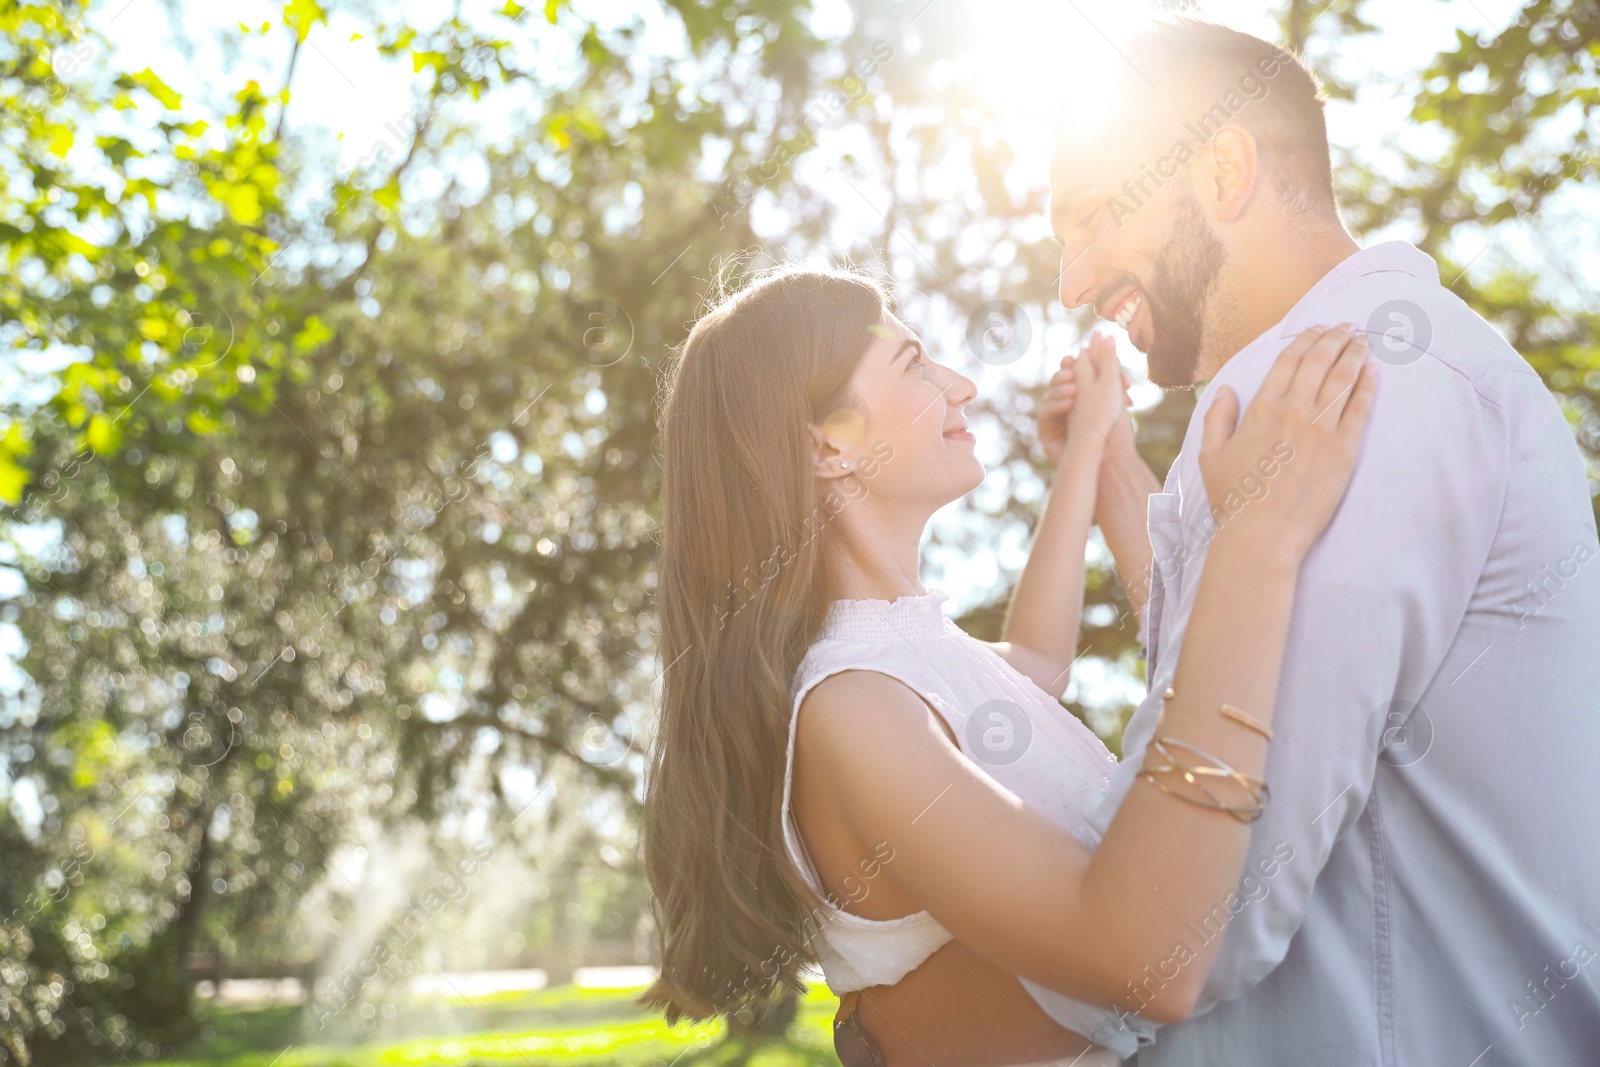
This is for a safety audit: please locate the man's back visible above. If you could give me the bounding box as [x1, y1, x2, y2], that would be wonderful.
[1093, 243, 1600, 1064]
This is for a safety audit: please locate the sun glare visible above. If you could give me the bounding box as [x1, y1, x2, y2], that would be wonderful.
[964, 0, 1148, 138]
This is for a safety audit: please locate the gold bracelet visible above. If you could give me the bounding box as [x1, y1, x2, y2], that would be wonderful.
[1140, 737, 1270, 822]
[1220, 703, 1274, 741]
[1151, 737, 1269, 798]
[1159, 684, 1274, 742]
[1147, 686, 1272, 818]
[1137, 770, 1267, 823]
[1152, 684, 1176, 730]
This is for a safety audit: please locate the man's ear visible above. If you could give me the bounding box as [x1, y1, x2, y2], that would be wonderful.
[1202, 126, 1259, 223]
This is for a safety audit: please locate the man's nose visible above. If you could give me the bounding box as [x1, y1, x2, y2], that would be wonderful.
[1057, 245, 1097, 311]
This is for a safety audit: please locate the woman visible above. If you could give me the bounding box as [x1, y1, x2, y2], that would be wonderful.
[641, 267, 1374, 1063]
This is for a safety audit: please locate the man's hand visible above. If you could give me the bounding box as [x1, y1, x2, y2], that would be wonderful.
[1039, 335, 1135, 468]
[852, 939, 1098, 1066]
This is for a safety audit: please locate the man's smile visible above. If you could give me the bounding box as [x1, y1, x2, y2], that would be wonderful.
[1095, 283, 1153, 351]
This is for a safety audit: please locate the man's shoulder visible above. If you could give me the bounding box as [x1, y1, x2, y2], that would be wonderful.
[1313, 268, 1533, 384]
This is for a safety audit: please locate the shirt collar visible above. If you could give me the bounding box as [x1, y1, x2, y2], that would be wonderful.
[1200, 241, 1439, 399]
[1296, 240, 1439, 309]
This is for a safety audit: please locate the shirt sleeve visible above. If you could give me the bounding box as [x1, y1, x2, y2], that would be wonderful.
[1082, 353, 1512, 1015]
[1018, 977, 1159, 1058]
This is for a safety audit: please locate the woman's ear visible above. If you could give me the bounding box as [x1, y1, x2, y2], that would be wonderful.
[810, 422, 851, 480]
[812, 406, 865, 480]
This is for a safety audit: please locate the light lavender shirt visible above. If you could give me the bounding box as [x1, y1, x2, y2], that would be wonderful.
[1028, 241, 1600, 1064]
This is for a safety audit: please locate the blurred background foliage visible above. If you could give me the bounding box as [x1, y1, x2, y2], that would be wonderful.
[0, 0, 1594, 1062]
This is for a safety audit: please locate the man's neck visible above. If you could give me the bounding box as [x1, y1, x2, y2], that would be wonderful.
[1199, 224, 1362, 381]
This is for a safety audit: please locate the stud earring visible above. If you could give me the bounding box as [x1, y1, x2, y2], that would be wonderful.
[841, 460, 851, 471]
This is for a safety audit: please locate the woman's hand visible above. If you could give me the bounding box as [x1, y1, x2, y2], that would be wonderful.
[1199, 323, 1376, 565]
[1038, 334, 1132, 467]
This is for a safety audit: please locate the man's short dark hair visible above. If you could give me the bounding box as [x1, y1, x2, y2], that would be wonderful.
[1054, 18, 1339, 222]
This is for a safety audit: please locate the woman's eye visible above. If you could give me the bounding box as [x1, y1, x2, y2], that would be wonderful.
[907, 352, 925, 370]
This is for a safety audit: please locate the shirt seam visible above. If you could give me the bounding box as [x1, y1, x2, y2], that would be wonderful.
[1366, 785, 1397, 1066]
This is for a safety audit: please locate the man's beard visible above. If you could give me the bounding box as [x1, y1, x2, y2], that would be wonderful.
[1143, 188, 1228, 388]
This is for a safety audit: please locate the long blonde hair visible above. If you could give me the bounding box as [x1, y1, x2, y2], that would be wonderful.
[642, 267, 888, 1022]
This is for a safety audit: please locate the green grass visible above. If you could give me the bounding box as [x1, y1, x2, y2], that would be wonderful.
[166, 984, 843, 1067]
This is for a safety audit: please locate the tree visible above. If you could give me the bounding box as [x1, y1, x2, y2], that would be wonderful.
[2, 1, 1594, 1063]
[2, 0, 888, 1059]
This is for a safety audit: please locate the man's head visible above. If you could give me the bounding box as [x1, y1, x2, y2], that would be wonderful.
[1049, 19, 1343, 387]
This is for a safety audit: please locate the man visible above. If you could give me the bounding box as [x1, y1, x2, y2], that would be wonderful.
[853, 18, 1600, 1064]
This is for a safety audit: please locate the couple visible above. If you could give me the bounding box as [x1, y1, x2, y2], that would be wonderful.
[642, 18, 1600, 1065]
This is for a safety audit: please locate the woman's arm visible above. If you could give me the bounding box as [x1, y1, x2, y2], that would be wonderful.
[1040, 337, 1163, 627]
[853, 940, 1097, 1067]
[997, 335, 1121, 695]
[801, 326, 1375, 1022]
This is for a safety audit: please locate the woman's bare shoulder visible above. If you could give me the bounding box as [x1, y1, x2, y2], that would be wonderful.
[796, 670, 953, 771]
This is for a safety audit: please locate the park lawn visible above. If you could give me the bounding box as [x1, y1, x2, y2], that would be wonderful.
[165, 984, 843, 1067]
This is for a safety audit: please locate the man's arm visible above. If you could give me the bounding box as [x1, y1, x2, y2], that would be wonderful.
[1094, 415, 1162, 626]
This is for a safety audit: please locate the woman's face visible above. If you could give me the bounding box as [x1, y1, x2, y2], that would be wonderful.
[820, 314, 983, 509]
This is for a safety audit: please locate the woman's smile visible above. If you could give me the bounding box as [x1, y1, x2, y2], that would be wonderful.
[943, 418, 975, 443]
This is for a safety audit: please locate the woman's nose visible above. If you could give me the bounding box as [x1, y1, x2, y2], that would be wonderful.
[947, 367, 977, 407]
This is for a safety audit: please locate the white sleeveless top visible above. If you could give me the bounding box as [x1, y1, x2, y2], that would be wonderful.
[782, 591, 1152, 1062]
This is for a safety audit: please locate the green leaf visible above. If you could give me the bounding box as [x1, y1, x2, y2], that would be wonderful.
[85, 412, 119, 455]
[0, 453, 27, 504]
[186, 410, 223, 435]
[293, 315, 333, 354]
[219, 182, 263, 226]
[412, 49, 446, 73]
[373, 180, 402, 213]
[282, 0, 326, 43]
[0, 422, 31, 460]
[47, 123, 73, 159]
[130, 67, 182, 110]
